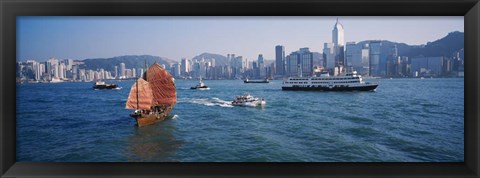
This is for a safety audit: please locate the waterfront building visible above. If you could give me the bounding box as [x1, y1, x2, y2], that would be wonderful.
[286, 53, 299, 77]
[323, 43, 335, 69]
[368, 41, 382, 76]
[180, 58, 190, 77]
[172, 63, 181, 77]
[360, 44, 370, 76]
[345, 42, 363, 72]
[120, 63, 126, 78]
[410, 56, 445, 77]
[258, 54, 266, 78]
[386, 45, 399, 77]
[275, 45, 285, 76]
[114, 66, 118, 79]
[287, 48, 314, 77]
[332, 18, 345, 67]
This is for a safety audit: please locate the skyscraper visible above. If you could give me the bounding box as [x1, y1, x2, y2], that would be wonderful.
[369, 41, 382, 76]
[120, 63, 126, 78]
[275, 45, 285, 76]
[332, 18, 345, 67]
[258, 54, 266, 78]
[323, 43, 335, 69]
[180, 58, 190, 77]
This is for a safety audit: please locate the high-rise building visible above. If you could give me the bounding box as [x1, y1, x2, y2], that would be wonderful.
[410, 56, 445, 77]
[345, 42, 362, 70]
[258, 54, 266, 78]
[360, 44, 370, 76]
[369, 41, 382, 76]
[172, 63, 181, 77]
[287, 48, 314, 77]
[323, 43, 335, 69]
[275, 45, 285, 76]
[58, 63, 64, 79]
[180, 58, 190, 77]
[114, 66, 118, 79]
[332, 18, 345, 67]
[332, 18, 345, 48]
[120, 63, 126, 78]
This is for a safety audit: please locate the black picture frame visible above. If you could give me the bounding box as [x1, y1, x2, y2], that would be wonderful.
[1, 0, 479, 177]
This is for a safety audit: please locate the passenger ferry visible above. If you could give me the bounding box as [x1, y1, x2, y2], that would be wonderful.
[282, 71, 378, 91]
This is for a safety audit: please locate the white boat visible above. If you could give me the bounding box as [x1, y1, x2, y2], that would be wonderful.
[282, 71, 378, 91]
[231, 93, 266, 107]
[50, 78, 63, 83]
[191, 77, 210, 90]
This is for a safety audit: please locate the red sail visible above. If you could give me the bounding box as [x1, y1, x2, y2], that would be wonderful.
[146, 63, 177, 105]
[125, 78, 155, 110]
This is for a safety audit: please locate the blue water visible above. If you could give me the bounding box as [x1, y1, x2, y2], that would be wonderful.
[16, 78, 464, 162]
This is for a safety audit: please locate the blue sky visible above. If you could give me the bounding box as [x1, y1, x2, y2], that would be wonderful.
[17, 16, 463, 62]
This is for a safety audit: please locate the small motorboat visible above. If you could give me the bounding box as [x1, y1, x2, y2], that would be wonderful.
[231, 93, 266, 107]
[93, 81, 119, 90]
[191, 77, 210, 90]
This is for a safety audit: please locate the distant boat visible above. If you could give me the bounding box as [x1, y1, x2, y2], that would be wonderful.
[191, 77, 210, 90]
[231, 93, 266, 107]
[50, 78, 63, 83]
[93, 81, 119, 90]
[244, 78, 270, 83]
[125, 63, 177, 127]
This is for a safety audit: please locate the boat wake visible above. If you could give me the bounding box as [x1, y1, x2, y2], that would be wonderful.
[178, 97, 233, 108]
[171, 115, 179, 120]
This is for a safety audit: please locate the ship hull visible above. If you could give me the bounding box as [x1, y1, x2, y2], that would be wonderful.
[282, 84, 378, 91]
[244, 81, 269, 83]
[93, 84, 118, 90]
[130, 105, 174, 127]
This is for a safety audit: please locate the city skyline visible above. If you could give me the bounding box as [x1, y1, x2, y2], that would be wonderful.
[17, 16, 463, 62]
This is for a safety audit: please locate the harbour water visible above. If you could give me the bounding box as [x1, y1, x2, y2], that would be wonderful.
[16, 78, 464, 162]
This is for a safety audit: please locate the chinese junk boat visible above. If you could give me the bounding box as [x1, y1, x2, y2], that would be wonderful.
[125, 63, 177, 127]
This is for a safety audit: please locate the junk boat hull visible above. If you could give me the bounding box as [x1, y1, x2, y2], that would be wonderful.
[130, 105, 173, 127]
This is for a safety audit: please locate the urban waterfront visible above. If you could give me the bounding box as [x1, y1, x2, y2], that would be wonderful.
[16, 78, 464, 162]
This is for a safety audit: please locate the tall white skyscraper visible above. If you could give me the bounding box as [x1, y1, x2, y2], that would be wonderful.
[58, 63, 65, 79]
[332, 18, 345, 47]
[181, 58, 190, 76]
[120, 63, 126, 78]
[332, 18, 345, 67]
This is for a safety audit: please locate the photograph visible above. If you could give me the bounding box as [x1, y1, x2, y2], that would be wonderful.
[16, 16, 464, 162]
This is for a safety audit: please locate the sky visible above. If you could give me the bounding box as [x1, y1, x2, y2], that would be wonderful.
[17, 16, 463, 62]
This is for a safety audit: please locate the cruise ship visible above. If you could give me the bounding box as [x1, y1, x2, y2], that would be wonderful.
[282, 71, 378, 91]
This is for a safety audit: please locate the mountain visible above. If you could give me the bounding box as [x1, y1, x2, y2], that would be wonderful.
[405, 31, 464, 58]
[80, 55, 176, 71]
[355, 31, 464, 59]
[192, 53, 228, 66]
